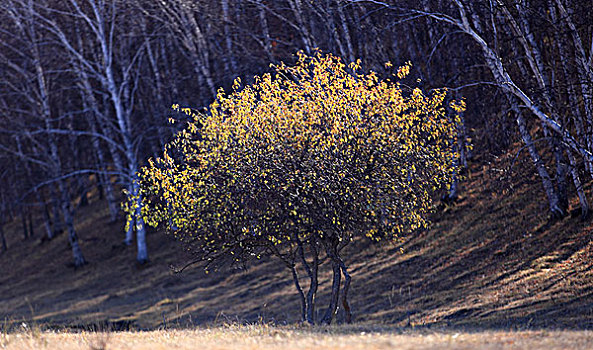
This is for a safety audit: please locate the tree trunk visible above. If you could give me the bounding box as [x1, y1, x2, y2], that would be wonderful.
[287, 0, 314, 53]
[40, 193, 54, 240]
[94, 4, 149, 263]
[338, 257, 352, 324]
[514, 104, 565, 218]
[443, 139, 460, 204]
[306, 243, 319, 324]
[321, 257, 341, 324]
[290, 264, 307, 323]
[554, 142, 569, 214]
[0, 222, 7, 252]
[567, 151, 589, 219]
[298, 239, 319, 324]
[221, 0, 237, 73]
[21, 208, 28, 240]
[256, 0, 274, 61]
[325, 0, 348, 61]
[60, 183, 86, 268]
[132, 180, 149, 264]
[51, 187, 64, 236]
[335, 0, 355, 62]
[28, 211, 34, 238]
[76, 61, 119, 222]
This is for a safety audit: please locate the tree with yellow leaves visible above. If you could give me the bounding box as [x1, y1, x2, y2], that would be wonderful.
[128, 51, 463, 324]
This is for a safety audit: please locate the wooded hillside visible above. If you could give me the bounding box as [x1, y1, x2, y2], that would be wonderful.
[0, 0, 592, 327]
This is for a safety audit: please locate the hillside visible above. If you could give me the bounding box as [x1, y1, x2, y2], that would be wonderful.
[1, 149, 592, 330]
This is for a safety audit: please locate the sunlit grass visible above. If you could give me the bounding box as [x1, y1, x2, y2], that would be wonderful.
[1, 324, 592, 350]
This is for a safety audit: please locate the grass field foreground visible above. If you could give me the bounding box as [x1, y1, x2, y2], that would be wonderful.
[2, 325, 593, 350]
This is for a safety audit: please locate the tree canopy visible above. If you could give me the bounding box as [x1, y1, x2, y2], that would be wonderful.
[129, 51, 463, 324]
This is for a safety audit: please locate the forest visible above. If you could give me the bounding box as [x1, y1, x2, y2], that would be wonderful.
[1, 0, 593, 347]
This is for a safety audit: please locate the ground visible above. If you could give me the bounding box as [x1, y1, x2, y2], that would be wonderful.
[0, 145, 592, 347]
[2, 325, 593, 350]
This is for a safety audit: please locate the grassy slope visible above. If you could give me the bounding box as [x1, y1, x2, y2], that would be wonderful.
[3, 326, 593, 350]
[1, 149, 592, 330]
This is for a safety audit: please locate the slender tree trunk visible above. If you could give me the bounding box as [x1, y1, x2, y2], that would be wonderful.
[567, 151, 589, 219]
[101, 173, 119, 222]
[553, 141, 569, 214]
[508, 3, 569, 214]
[76, 59, 119, 222]
[94, 4, 149, 263]
[306, 243, 319, 324]
[297, 239, 319, 324]
[60, 182, 86, 267]
[337, 257, 352, 324]
[514, 103, 565, 218]
[326, 0, 348, 61]
[221, 0, 237, 73]
[131, 179, 149, 264]
[335, 0, 355, 62]
[458, 113, 469, 167]
[322, 259, 341, 325]
[0, 222, 7, 252]
[256, 0, 274, 61]
[144, 31, 168, 151]
[287, 0, 314, 53]
[443, 151, 460, 203]
[21, 208, 28, 240]
[28, 211, 34, 238]
[38, 192, 54, 240]
[50, 187, 63, 236]
[42, 197, 54, 240]
[290, 264, 307, 323]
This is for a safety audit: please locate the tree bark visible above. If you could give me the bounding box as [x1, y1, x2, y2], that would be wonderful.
[256, 0, 274, 61]
[20, 208, 28, 240]
[0, 222, 7, 252]
[321, 253, 341, 325]
[287, 0, 314, 53]
[513, 103, 565, 218]
[28, 211, 34, 238]
[567, 151, 589, 218]
[306, 242, 319, 324]
[221, 0, 238, 73]
[60, 182, 86, 268]
[40, 193, 54, 240]
[50, 187, 63, 237]
[337, 256, 352, 324]
[335, 0, 355, 62]
[297, 238, 319, 324]
[290, 264, 307, 323]
[131, 179, 149, 264]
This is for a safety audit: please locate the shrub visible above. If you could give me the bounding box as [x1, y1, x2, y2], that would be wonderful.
[129, 51, 463, 324]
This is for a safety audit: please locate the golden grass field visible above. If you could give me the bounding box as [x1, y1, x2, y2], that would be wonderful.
[2, 324, 593, 350]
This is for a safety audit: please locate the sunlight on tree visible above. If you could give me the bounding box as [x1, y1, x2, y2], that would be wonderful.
[127, 51, 464, 324]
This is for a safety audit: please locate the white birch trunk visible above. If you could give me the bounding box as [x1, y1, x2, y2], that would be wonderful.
[59, 181, 86, 267]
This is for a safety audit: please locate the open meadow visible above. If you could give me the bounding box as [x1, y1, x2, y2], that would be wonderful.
[2, 325, 593, 350]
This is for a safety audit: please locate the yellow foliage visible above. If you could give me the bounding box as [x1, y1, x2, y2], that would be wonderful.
[127, 51, 464, 259]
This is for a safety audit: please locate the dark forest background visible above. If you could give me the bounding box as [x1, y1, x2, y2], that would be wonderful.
[0, 0, 592, 268]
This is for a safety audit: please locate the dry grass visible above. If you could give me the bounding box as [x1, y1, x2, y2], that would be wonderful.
[1, 325, 593, 350]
